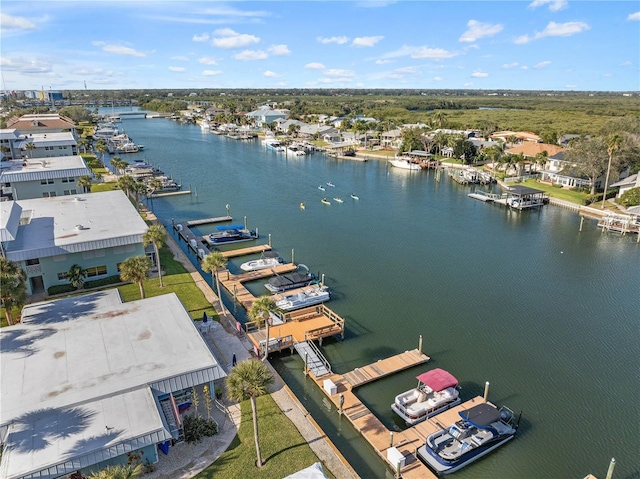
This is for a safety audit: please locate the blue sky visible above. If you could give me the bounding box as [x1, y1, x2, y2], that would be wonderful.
[1, 1, 639, 92]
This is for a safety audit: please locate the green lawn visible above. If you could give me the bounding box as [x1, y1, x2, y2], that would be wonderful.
[196, 394, 335, 479]
[519, 179, 588, 204]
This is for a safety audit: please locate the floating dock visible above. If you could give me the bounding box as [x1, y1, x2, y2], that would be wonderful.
[219, 263, 298, 309]
[147, 190, 191, 199]
[172, 215, 234, 257]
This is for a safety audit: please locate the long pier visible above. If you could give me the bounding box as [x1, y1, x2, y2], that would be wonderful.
[307, 348, 490, 478]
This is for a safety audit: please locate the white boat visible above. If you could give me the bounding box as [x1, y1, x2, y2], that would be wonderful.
[240, 251, 283, 272]
[417, 403, 519, 475]
[350, 193, 359, 200]
[389, 158, 421, 170]
[199, 119, 211, 131]
[263, 137, 285, 152]
[468, 192, 494, 202]
[287, 144, 306, 156]
[333, 197, 343, 203]
[265, 264, 317, 293]
[391, 368, 461, 426]
[274, 285, 330, 311]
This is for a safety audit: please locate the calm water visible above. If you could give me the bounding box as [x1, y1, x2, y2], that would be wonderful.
[112, 112, 639, 479]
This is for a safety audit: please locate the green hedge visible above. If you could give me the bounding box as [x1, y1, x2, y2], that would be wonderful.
[47, 275, 122, 295]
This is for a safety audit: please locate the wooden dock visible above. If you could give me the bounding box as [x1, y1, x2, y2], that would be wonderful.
[172, 221, 210, 258]
[147, 190, 191, 198]
[186, 215, 232, 227]
[219, 244, 272, 259]
[219, 263, 298, 310]
[307, 350, 489, 479]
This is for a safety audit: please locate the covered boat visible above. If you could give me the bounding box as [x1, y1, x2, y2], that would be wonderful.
[240, 251, 283, 272]
[391, 368, 460, 425]
[265, 264, 317, 293]
[389, 158, 421, 170]
[275, 285, 330, 311]
[208, 224, 258, 245]
[417, 403, 518, 475]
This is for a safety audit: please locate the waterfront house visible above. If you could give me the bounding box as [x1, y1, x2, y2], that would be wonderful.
[381, 129, 402, 149]
[0, 190, 148, 295]
[5, 113, 77, 140]
[20, 131, 78, 159]
[0, 155, 92, 200]
[298, 124, 340, 142]
[505, 142, 565, 177]
[490, 130, 541, 144]
[610, 173, 639, 197]
[245, 106, 288, 127]
[0, 290, 226, 478]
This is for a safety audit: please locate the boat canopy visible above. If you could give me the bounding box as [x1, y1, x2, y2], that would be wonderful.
[416, 368, 458, 391]
[216, 224, 245, 231]
[458, 403, 501, 429]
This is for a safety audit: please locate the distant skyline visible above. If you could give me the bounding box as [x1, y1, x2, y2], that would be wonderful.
[1, 1, 639, 92]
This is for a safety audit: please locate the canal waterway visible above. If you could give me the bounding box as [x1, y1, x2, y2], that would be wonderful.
[109, 111, 639, 479]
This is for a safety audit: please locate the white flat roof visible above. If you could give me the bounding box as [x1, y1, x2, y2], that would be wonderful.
[0, 155, 90, 183]
[0, 291, 225, 478]
[3, 190, 148, 262]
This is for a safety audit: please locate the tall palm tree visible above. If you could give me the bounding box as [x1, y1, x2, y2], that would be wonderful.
[0, 257, 27, 326]
[142, 224, 167, 287]
[602, 133, 622, 208]
[249, 296, 283, 361]
[24, 141, 35, 159]
[433, 111, 447, 129]
[201, 252, 228, 316]
[117, 174, 136, 199]
[88, 463, 143, 479]
[226, 359, 274, 468]
[77, 175, 93, 193]
[119, 255, 151, 299]
[77, 138, 91, 154]
[110, 156, 124, 176]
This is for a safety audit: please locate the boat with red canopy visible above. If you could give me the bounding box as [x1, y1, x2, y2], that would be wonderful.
[391, 368, 461, 425]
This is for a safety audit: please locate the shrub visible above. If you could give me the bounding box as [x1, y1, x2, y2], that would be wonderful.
[48, 284, 76, 295]
[618, 187, 640, 208]
[84, 275, 122, 288]
[183, 414, 217, 444]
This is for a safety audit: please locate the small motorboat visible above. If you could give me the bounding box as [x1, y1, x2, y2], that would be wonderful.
[265, 264, 317, 293]
[326, 182, 335, 187]
[321, 198, 331, 205]
[417, 403, 519, 475]
[318, 185, 325, 191]
[300, 202, 305, 210]
[240, 251, 283, 272]
[274, 285, 330, 311]
[333, 197, 343, 203]
[350, 193, 359, 200]
[207, 225, 258, 245]
[391, 368, 461, 425]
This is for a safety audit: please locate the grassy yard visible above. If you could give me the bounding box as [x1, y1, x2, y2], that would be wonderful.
[519, 179, 588, 204]
[196, 394, 335, 479]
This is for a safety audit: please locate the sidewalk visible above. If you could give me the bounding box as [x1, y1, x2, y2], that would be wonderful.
[149, 213, 358, 479]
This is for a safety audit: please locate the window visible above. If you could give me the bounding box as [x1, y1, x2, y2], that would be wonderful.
[62, 178, 68, 183]
[63, 190, 70, 195]
[41, 179, 47, 185]
[71, 189, 77, 194]
[86, 265, 107, 277]
[68, 177, 75, 182]
[57, 272, 68, 280]
[26, 258, 40, 265]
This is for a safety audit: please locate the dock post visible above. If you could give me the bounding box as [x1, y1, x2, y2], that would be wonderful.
[195, 187, 197, 199]
[396, 462, 401, 479]
[419, 334, 423, 353]
[606, 458, 616, 479]
[483, 381, 490, 402]
[579, 216, 584, 232]
[268, 234, 272, 247]
[226, 204, 230, 217]
[244, 216, 247, 229]
[304, 352, 308, 377]
[321, 274, 325, 287]
[389, 431, 393, 447]
[292, 249, 295, 265]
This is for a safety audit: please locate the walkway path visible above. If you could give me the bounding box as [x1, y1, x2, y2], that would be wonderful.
[146, 208, 358, 479]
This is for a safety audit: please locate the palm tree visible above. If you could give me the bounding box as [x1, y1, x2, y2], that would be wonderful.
[119, 255, 151, 299]
[88, 463, 143, 479]
[24, 141, 35, 159]
[0, 257, 27, 326]
[110, 157, 124, 176]
[77, 175, 93, 193]
[602, 133, 622, 208]
[142, 225, 167, 287]
[95, 140, 108, 165]
[117, 174, 136, 199]
[147, 177, 163, 197]
[226, 359, 274, 468]
[77, 138, 91, 154]
[249, 296, 283, 360]
[66, 264, 87, 289]
[433, 111, 447, 129]
[201, 252, 228, 316]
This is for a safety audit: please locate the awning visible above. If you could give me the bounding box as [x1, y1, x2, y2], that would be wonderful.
[458, 403, 501, 429]
[416, 368, 458, 391]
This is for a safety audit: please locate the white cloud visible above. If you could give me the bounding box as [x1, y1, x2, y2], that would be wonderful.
[459, 20, 503, 42]
[566, 84, 577, 89]
[93, 41, 146, 57]
[193, 33, 210, 42]
[269, 44, 290, 56]
[464, 82, 474, 87]
[628, 12, 640, 21]
[171, 56, 189, 61]
[471, 70, 489, 78]
[502, 62, 519, 69]
[603, 73, 612, 77]
[169, 66, 185, 72]
[202, 70, 222, 76]
[352, 36, 384, 47]
[0, 56, 52, 74]
[534, 61, 551, 69]
[375, 59, 394, 64]
[620, 60, 632, 66]
[212, 28, 260, 48]
[263, 70, 280, 77]
[317, 36, 349, 45]
[234, 49, 267, 60]
[433, 76, 443, 81]
[198, 57, 218, 65]
[516, 21, 590, 43]
[318, 77, 353, 84]
[324, 69, 356, 77]
[305, 62, 325, 70]
[521, 65, 529, 70]
[529, 0, 568, 11]
[394, 66, 419, 74]
[378, 45, 458, 60]
[0, 13, 37, 37]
